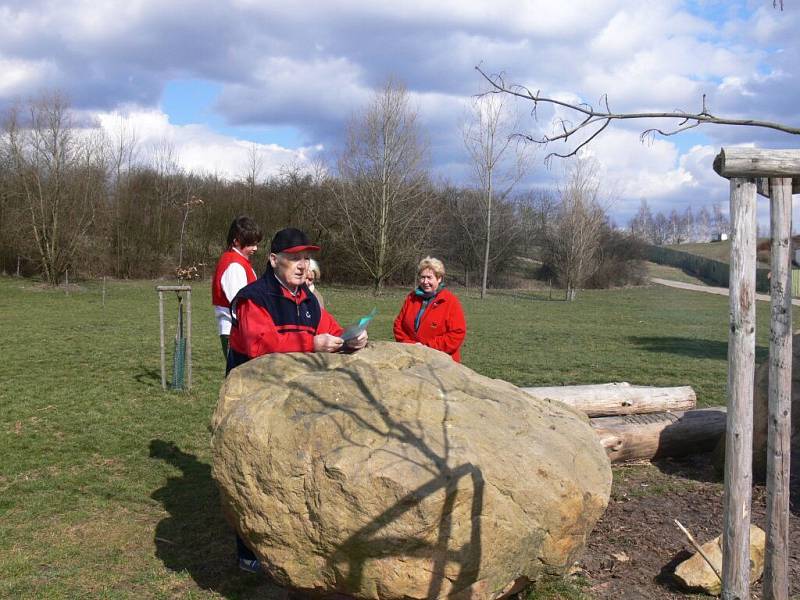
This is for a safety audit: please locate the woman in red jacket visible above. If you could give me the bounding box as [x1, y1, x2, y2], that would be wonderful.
[393, 256, 466, 362]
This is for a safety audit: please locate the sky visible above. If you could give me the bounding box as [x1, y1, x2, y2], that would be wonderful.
[1, 0, 798, 227]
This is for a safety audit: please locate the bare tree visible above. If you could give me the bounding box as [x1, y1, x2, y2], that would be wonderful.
[245, 143, 264, 202]
[333, 79, 433, 294]
[462, 93, 532, 298]
[543, 157, 606, 300]
[3, 93, 105, 284]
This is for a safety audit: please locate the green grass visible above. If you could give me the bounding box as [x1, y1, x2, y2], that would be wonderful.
[667, 240, 770, 268]
[0, 276, 790, 598]
[644, 261, 709, 286]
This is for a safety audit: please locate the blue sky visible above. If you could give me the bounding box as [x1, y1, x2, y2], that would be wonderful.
[1, 0, 797, 226]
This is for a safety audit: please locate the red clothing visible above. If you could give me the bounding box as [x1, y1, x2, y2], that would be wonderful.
[229, 284, 343, 358]
[211, 249, 257, 307]
[393, 288, 466, 362]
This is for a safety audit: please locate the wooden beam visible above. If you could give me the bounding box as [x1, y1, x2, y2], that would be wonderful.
[520, 383, 696, 417]
[756, 178, 800, 198]
[764, 177, 792, 600]
[591, 407, 726, 463]
[722, 177, 757, 600]
[714, 148, 800, 179]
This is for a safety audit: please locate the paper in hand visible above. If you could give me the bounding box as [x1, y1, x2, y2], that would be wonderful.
[341, 308, 377, 341]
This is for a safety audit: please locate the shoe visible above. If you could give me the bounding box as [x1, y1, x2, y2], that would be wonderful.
[238, 557, 261, 573]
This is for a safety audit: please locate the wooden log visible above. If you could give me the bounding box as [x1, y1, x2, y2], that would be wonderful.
[723, 176, 757, 600]
[590, 407, 726, 463]
[714, 148, 800, 179]
[755, 178, 800, 198]
[520, 382, 696, 417]
[764, 177, 792, 600]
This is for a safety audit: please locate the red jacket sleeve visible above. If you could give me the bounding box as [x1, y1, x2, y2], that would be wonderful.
[317, 309, 343, 337]
[233, 299, 286, 356]
[423, 295, 466, 356]
[393, 295, 416, 343]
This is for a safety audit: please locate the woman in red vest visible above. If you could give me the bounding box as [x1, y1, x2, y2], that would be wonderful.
[211, 216, 263, 358]
[393, 256, 466, 362]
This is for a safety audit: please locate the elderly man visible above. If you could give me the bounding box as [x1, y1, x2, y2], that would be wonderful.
[224, 227, 367, 571]
[227, 227, 367, 372]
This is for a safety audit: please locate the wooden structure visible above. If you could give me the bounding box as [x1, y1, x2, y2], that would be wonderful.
[156, 285, 192, 391]
[713, 147, 795, 600]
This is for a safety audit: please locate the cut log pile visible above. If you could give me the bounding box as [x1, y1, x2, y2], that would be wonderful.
[521, 383, 725, 463]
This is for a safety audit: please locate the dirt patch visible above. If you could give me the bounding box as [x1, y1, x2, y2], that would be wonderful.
[573, 451, 800, 599]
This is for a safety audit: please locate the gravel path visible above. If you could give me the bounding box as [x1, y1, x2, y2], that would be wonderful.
[651, 277, 800, 306]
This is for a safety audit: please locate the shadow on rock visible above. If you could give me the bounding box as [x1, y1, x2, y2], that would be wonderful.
[149, 439, 288, 599]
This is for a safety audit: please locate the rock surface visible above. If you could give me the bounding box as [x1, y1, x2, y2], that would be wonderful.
[211, 342, 611, 599]
[673, 524, 766, 596]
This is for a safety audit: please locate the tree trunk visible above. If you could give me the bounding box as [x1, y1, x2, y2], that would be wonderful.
[521, 382, 696, 417]
[591, 407, 727, 463]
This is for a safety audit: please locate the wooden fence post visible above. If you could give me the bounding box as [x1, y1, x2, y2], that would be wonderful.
[722, 176, 757, 600]
[764, 177, 792, 600]
[186, 289, 192, 390]
[158, 289, 166, 391]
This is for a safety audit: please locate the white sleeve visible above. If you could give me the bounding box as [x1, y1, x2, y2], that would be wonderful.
[220, 262, 248, 303]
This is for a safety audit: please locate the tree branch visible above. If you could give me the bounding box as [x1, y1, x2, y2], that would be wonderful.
[475, 65, 800, 163]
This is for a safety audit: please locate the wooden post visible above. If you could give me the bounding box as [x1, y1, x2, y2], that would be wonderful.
[155, 285, 192, 392]
[65, 269, 69, 296]
[16, 255, 20, 277]
[158, 290, 166, 390]
[722, 177, 757, 600]
[186, 288, 192, 390]
[102, 276, 106, 308]
[764, 177, 792, 600]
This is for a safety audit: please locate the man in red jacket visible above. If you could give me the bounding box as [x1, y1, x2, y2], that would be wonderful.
[225, 227, 367, 571]
[393, 256, 466, 362]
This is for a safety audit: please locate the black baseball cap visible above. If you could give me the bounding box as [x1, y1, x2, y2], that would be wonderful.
[270, 228, 320, 254]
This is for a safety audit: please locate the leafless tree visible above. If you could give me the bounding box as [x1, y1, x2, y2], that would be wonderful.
[543, 157, 606, 300]
[462, 92, 532, 298]
[245, 143, 264, 202]
[333, 79, 433, 294]
[2, 93, 105, 284]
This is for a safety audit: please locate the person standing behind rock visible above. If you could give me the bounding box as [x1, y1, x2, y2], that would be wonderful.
[306, 258, 325, 309]
[211, 216, 263, 359]
[393, 256, 466, 362]
[224, 227, 368, 572]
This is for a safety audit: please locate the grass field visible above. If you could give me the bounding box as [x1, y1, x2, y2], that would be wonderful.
[644, 261, 709, 286]
[666, 240, 770, 268]
[0, 276, 790, 599]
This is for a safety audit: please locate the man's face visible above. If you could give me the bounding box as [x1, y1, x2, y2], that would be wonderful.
[270, 252, 311, 288]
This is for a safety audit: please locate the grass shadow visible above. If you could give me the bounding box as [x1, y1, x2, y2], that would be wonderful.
[148, 439, 287, 599]
[135, 366, 162, 386]
[628, 337, 729, 361]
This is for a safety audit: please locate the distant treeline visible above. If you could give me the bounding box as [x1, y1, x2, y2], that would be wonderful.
[0, 92, 646, 292]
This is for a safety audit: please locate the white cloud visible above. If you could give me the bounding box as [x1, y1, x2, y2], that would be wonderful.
[1, 1, 797, 225]
[95, 109, 317, 180]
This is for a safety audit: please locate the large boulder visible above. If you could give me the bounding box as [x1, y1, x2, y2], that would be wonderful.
[211, 342, 611, 599]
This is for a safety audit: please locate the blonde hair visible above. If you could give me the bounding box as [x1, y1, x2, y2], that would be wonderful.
[308, 258, 321, 280]
[417, 256, 445, 279]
